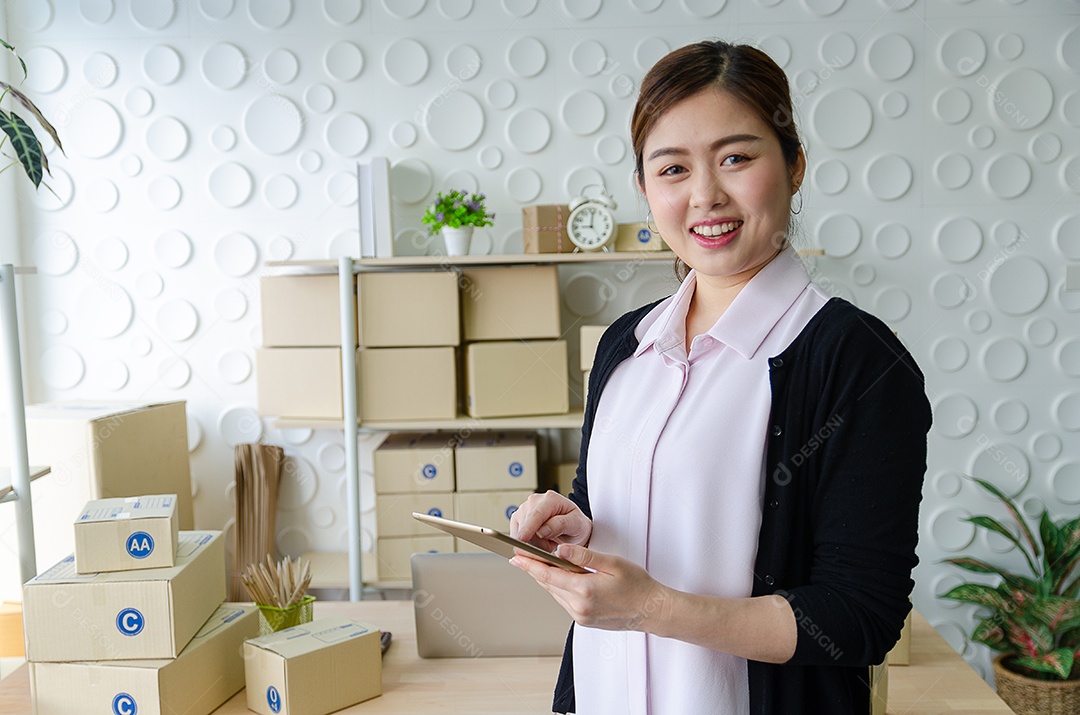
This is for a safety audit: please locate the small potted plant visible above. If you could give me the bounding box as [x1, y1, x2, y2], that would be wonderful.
[1, 38, 63, 189]
[421, 189, 494, 256]
[939, 476, 1080, 715]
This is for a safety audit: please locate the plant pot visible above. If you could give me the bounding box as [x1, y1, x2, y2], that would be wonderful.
[993, 654, 1080, 715]
[441, 225, 473, 256]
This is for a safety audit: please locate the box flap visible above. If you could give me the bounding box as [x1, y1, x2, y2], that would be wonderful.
[247, 617, 377, 659]
[24, 401, 173, 420]
[77, 495, 177, 523]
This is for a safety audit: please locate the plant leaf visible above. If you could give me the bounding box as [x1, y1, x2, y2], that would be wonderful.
[1005, 619, 1054, 657]
[1014, 648, 1075, 680]
[1041, 510, 1062, 570]
[972, 616, 1008, 650]
[1027, 596, 1080, 631]
[0, 81, 63, 154]
[970, 477, 1041, 561]
[0, 38, 28, 79]
[942, 557, 1039, 593]
[0, 110, 43, 187]
[939, 583, 1010, 611]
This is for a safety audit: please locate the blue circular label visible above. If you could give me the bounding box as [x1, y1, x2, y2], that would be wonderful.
[505, 505, 519, 520]
[116, 608, 144, 637]
[421, 464, 437, 480]
[427, 507, 443, 518]
[126, 531, 155, 559]
[637, 228, 652, 243]
[267, 686, 282, 713]
[112, 693, 137, 715]
[508, 462, 524, 477]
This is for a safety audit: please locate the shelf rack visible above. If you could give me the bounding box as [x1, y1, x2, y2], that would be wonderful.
[268, 247, 825, 598]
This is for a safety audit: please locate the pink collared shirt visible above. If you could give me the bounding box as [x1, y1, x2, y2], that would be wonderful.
[573, 248, 831, 715]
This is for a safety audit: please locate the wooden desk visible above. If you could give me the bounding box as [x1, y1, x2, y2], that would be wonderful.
[0, 604, 1014, 714]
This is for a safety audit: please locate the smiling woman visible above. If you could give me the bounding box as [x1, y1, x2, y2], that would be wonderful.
[509, 40, 932, 715]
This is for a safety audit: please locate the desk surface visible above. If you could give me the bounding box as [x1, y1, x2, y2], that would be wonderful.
[0, 603, 1013, 714]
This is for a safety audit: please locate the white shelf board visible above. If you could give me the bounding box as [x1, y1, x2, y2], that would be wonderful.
[0, 467, 51, 504]
[270, 410, 585, 432]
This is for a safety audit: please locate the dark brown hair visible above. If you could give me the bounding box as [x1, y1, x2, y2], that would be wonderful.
[630, 41, 804, 278]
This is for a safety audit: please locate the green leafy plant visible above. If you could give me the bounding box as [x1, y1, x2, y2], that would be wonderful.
[0, 38, 63, 189]
[940, 477, 1080, 680]
[421, 189, 494, 235]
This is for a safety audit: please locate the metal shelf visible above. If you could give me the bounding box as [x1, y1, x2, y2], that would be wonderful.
[271, 410, 584, 432]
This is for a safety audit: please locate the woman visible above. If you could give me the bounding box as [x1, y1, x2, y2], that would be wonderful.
[509, 40, 931, 715]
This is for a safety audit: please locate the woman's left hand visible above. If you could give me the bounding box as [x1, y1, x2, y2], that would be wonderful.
[510, 543, 670, 633]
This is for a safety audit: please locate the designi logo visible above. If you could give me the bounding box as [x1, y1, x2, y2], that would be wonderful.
[126, 531, 155, 559]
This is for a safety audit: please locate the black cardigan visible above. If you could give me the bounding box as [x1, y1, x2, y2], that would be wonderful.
[554, 297, 932, 715]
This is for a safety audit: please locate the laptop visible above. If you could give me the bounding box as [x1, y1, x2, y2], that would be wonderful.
[411, 552, 573, 658]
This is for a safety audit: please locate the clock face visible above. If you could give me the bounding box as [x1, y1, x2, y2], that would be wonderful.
[568, 204, 615, 250]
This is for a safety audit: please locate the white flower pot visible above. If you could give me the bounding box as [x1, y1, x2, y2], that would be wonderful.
[441, 226, 473, 256]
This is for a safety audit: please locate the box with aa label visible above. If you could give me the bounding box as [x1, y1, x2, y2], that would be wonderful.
[464, 341, 569, 418]
[375, 493, 455, 537]
[373, 433, 456, 494]
[75, 495, 180, 574]
[22, 531, 226, 662]
[376, 535, 454, 581]
[460, 265, 560, 341]
[244, 616, 382, 715]
[29, 603, 257, 715]
[454, 433, 537, 492]
[261, 274, 355, 348]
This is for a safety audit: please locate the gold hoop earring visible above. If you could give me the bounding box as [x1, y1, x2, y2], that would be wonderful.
[791, 189, 804, 215]
[646, 210, 660, 234]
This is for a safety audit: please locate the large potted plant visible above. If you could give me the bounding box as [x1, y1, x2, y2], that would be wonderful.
[0, 38, 63, 188]
[421, 189, 494, 256]
[940, 477, 1080, 715]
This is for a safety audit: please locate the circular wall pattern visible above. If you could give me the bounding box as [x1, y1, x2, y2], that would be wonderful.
[143, 45, 182, 85]
[486, 79, 516, 109]
[934, 153, 973, 190]
[865, 154, 913, 200]
[851, 262, 875, 286]
[202, 43, 248, 89]
[41, 345, 85, 389]
[933, 471, 963, 499]
[325, 40, 364, 81]
[968, 310, 991, 334]
[325, 112, 371, 156]
[263, 174, 299, 209]
[811, 88, 873, 150]
[969, 124, 995, 150]
[570, 39, 609, 76]
[136, 272, 164, 299]
[874, 286, 911, 322]
[981, 338, 1027, 382]
[211, 125, 237, 151]
[243, 95, 304, 155]
[970, 441, 1029, 497]
[1052, 462, 1080, 504]
[84, 52, 118, 88]
[125, 87, 155, 117]
[634, 37, 670, 72]
[505, 167, 543, 203]
[506, 36, 547, 77]
[264, 48, 300, 84]
[993, 399, 1029, 434]
[86, 180, 120, 213]
[813, 159, 849, 195]
[820, 31, 857, 68]
[874, 223, 910, 259]
[816, 213, 861, 258]
[1031, 432, 1062, 462]
[561, 90, 606, 136]
[214, 232, 259, 276]
[218, 406, 263, 447]
[391, 158, 434, 203]
[996, 32, 1024, 61]
[132, 0, 176, 29]
[42, 311, 67, 336]
[1025, 316, 1057, 347]
[866, 33, 914, 81]
[1031, 132, 1062, 163]
[215, 288, 247, 321]
[326, 170, 358, 206]
[930, 508, 975, 551]
[985, 153, 1032, 199]
[208, 163, 254, 207]
[931, 336, 968, 372]
[304, 84, 335, 113]
[934, 393, 978, 438]
[758, 35, 791, 68]
[478, 145, 503, 169]
[146, 116, 189, 161]
[506, 108, 552, 153]
[156, 300, 199, 342]
[1055, 392, 1080, 431]
[384, 0, 426, 18]
[933, 87, 972, 124]
[81, 0, 115, 23]
[76, 283, 134, 338]
[424, 92, 485, 150]
[563, 273, 609, 316]
[249, 0, 292, 28]
[595, 135, 626, 165]
[384, 38, 429, 85]
[987, 256, 1049, 316]
[95, 236, 127, 270]
[880, 91, 908, 119]
[935, 217, 982, 264]
[931, 273, 975, 309]
[67, 99, 123, 158]
[218, 351, 251, 384]
[1062, 92, 1080, 126]
[991, 68, 1054, 130]
[1057, 339, 1080, 377]
[96, 358, 129, 391]
[446, 44, 481, 80]
[940, 28, 986, 76]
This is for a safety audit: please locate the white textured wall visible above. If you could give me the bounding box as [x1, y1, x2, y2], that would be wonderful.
[2, 0, 1079, 685]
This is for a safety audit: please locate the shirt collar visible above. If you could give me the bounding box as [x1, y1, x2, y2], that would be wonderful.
[634, 246, 812, 361]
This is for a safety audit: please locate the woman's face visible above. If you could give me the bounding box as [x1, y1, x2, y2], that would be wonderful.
[640, 87, 804, 286]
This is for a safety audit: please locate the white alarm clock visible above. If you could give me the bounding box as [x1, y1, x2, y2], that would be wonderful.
[567, 184, 617, 252]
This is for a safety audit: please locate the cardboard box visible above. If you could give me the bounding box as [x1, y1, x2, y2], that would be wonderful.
[359, 271, 460, 347]
[244, 616, 382, 715]
[0, 402, 193, 599]
[256, 348, 343, 419]
[261, 274, 354, 348]
[870, 658, 889, 715]
[454, 490, 535, 554]
[359, 347, 456, 422]
[376, 535, 454, 581]
[0, 601, 23, 657]
[522, 204, 571, 254]
[579, 325, 607, 371]
[28, 604, 257, 715]
[454, 433, 538, 492]
[464, 340, 569, 418]
[374, 433, 456, 493]
[544, 462, 577, 496]
[22, 531, 226, 662]
[375, 493, 455, 537]
[75, 495, 180, 574]
[888, 609, 912, 665]
[460, 266, 560, 341]
[615, 222, 667, 252]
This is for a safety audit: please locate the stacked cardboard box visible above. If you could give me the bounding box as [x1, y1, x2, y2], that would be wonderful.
[372, 434, 457, 581]
[460, 266, 569, 418]
[22, 508, 257, 715]
[357, 272, 460, 421]
[453, 433, 538, 553]
[257, 274, 352, 420]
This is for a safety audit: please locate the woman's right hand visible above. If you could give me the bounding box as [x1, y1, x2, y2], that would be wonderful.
[509, 490, 592, 552]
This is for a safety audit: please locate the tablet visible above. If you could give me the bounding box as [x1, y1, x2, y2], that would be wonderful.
[411, 512, 590, 574]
